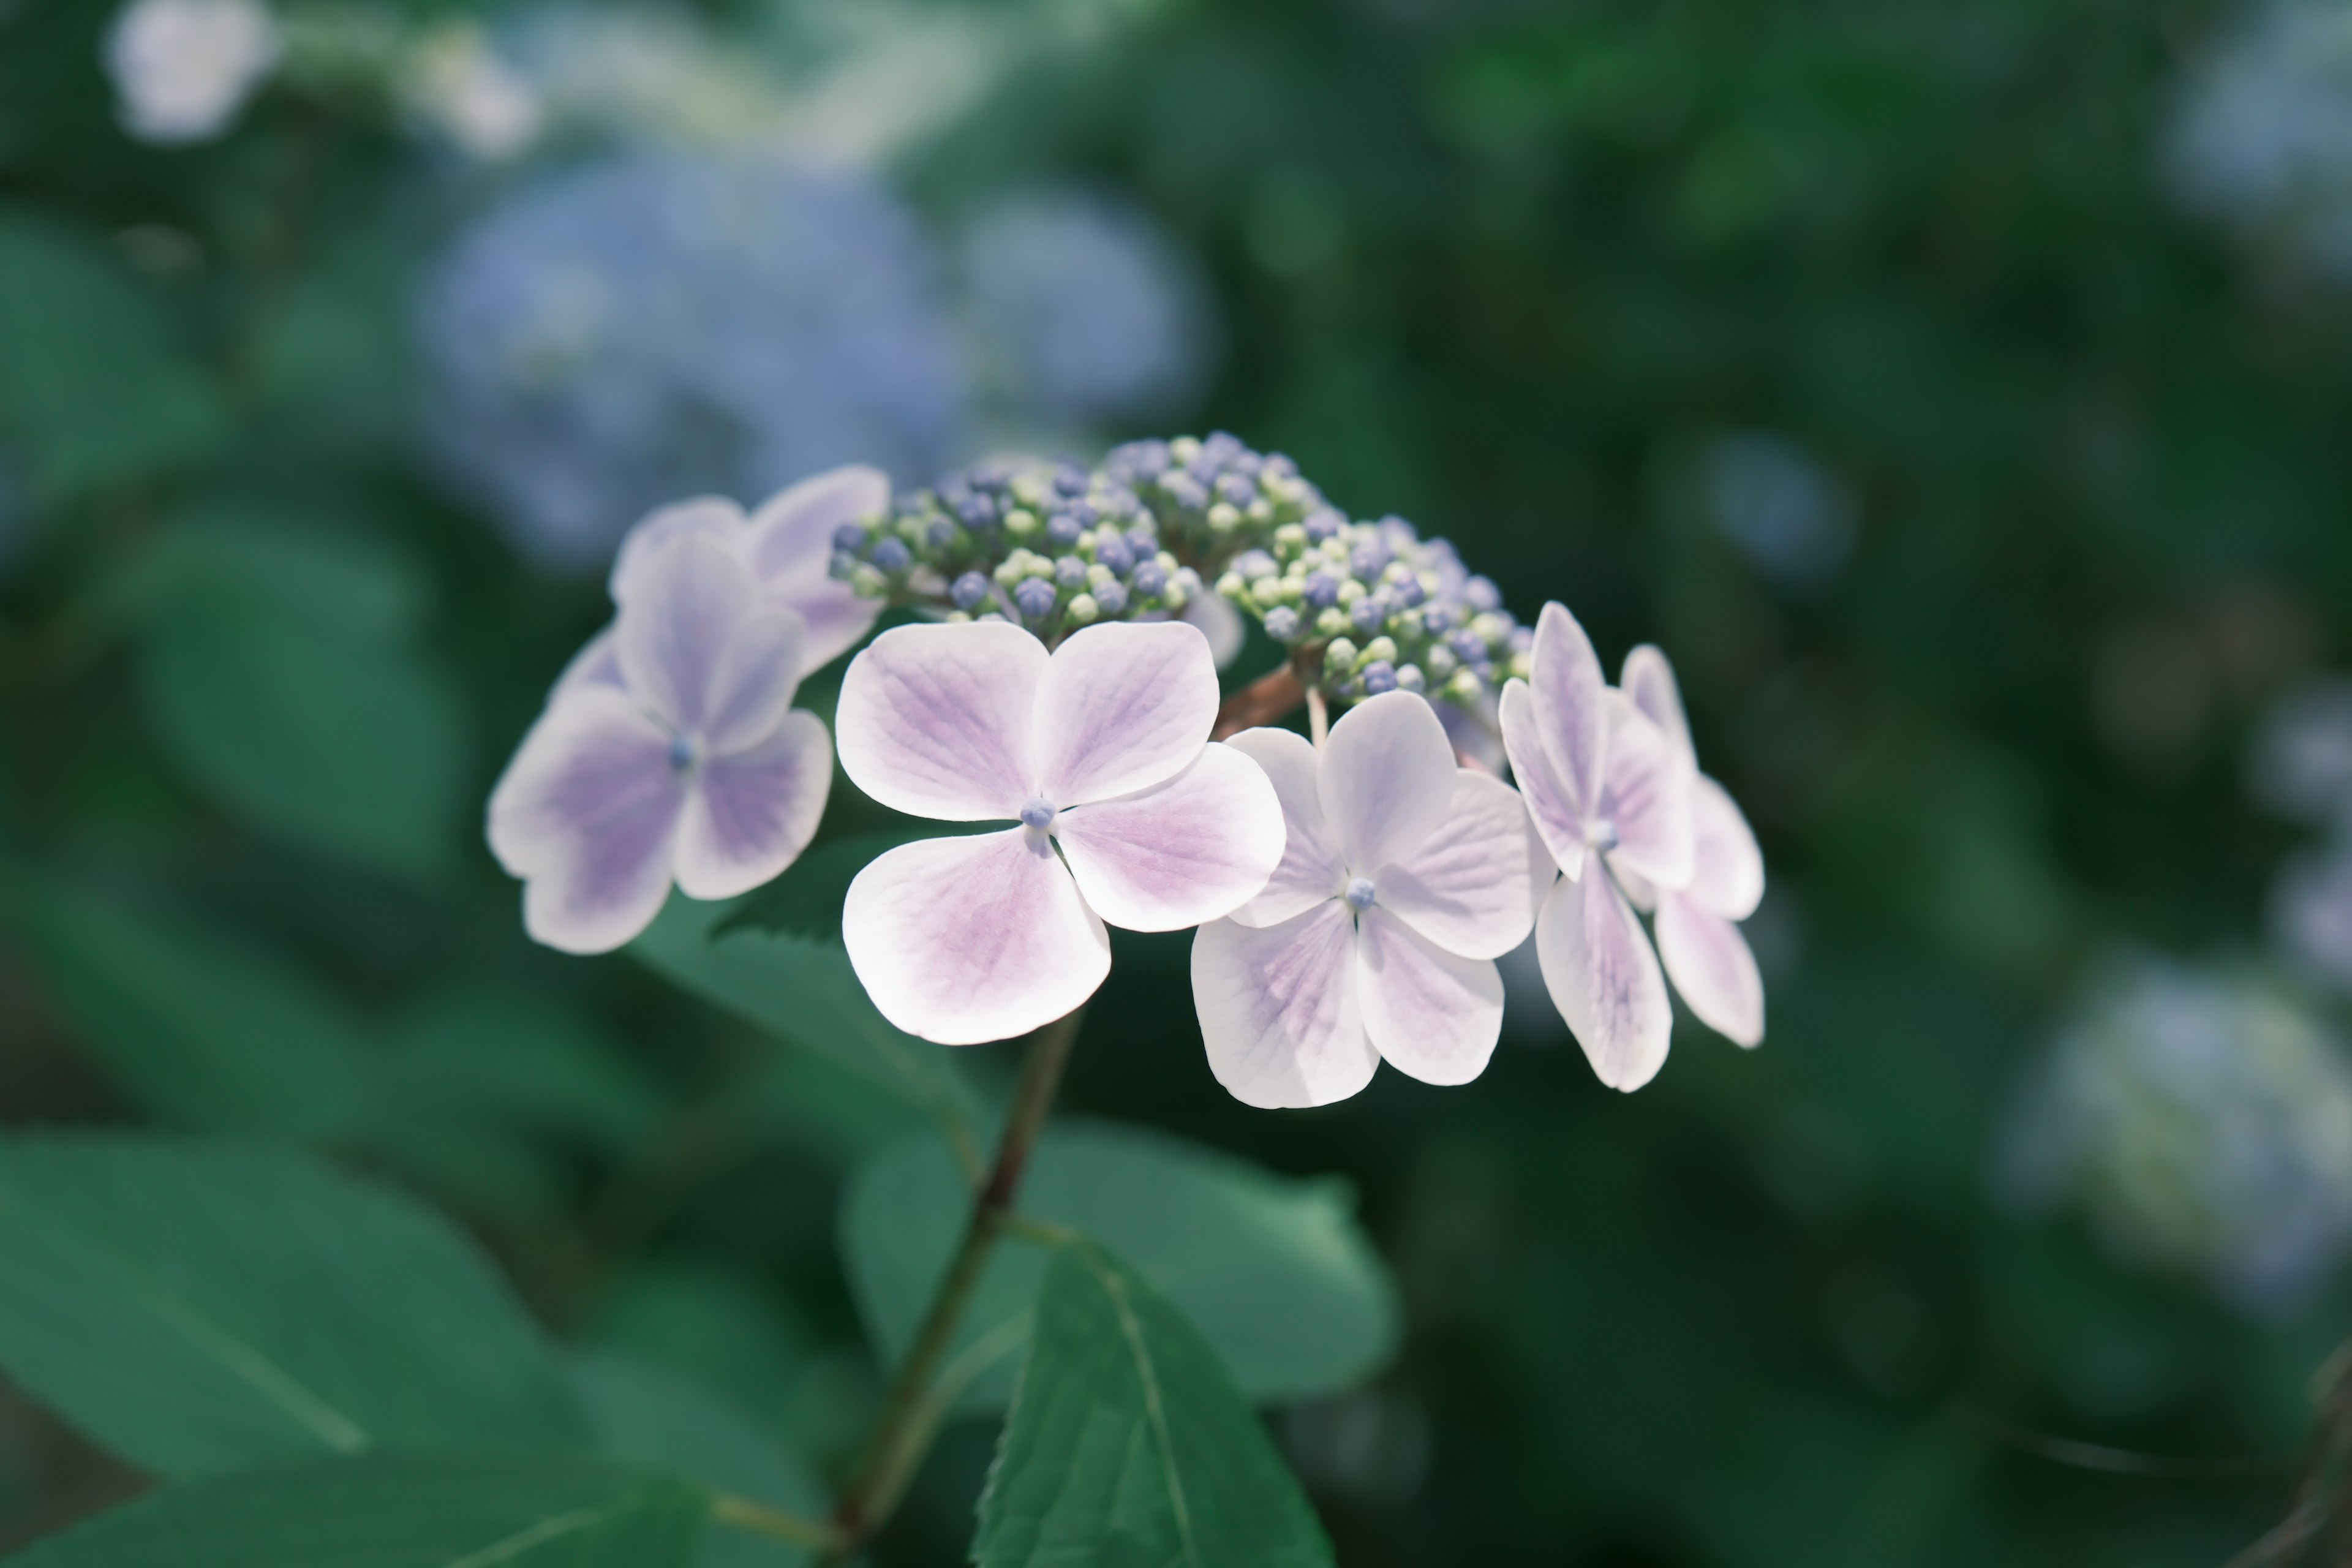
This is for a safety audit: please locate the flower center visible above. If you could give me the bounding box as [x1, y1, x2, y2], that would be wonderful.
[1585, 817, 1618, 853]
[668, 735, 697, 772]
[1019, 796, 1058, 831]
[1343, 876, 1378, 911]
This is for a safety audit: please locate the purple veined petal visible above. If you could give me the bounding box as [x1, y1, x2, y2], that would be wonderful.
[1182, 592, 1246, 670]
[1619, 643, 1694, 764]
[1054, 744, 1285, 932]
[834, 621, 1046, 821]
[1222, 727, 1346, 928]
[698, 607, 807, 756]
[1499, 679, 1589, 883]
[1597, 692, 1695, 892]
[486, 687, 687, 954]
[550, 625, 624, 706]
[1689, 773, 1765, 920]
[842, 829, 1110, 1045]
[1317, 691, 1457, 876]
[673, 710, 833, 901]
[747, 465, 891, 672]
[1654, 890, 1765, 1048]
[609, 496, 748, 605]
[1031, 620, 1219, 807]
[1535, 870, 1672, 1091]
[1372, 771, 1553, 960]
[1354, 905, 1504, 1087]
[1529, 601, 1607, 816]
[616, 531, 760, 737]
[1190, 903, 1379, 1109]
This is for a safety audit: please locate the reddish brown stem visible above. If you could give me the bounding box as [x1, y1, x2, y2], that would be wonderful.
[1212, 665, 1305, 739]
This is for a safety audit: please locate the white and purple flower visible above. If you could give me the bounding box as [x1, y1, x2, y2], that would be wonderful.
[1191, 693, 1551, 1108]
[835, 619, 1285, 1045]
[488, 526, 834, 954]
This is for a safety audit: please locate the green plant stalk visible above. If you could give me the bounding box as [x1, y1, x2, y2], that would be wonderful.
[822, 1006, 1086, 1559]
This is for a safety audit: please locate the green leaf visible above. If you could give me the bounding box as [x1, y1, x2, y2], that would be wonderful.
[0, 210, 225, 503]
[841, 1120, 1398, 1412]
[0, 875, 374, 1141]
[373, 986, 666, 1154]
[127, 513, 466, 881]
[2, 1453, 708, 1567]
[631, 894, 982, 1127]
[973, 1246, 1333, 1568]
[0, 1133, 587, 1479]
[574, 1352, 824, 1568]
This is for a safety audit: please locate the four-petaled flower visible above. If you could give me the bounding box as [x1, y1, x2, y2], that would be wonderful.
[836, 619, 1286, 1044]
[488, 527, 832, 953]
[1500, 602, 1703, 1091]
[1191, 693, 1551, 1107]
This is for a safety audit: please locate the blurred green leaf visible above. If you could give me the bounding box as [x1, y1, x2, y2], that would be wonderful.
[972, 1245, 1333, 1568]
[0, 1133, 586, 1479]
[373, 986, 666, 1153]
[1, 1454, 708, 1567]
[120, 507, 434, 639]
[842, 1120, 1398, 1412]
[0, 209, 225, 503]
[573, 1352, 823, 1568]
[1, 875, 374, 1141]
[588, 1259, 815, 1427]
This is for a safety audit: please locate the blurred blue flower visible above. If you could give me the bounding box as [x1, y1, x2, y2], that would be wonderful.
[956, 188, 1218, 426]
[1697, 431, 1856, 591]
[417, 151, 963, 568]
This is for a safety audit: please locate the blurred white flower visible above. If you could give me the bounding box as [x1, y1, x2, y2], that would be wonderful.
[403, 24, 543, 160]
[105, 0, 279, 145]
[1996, 955, 2352, 1316]
[2272, 839, 2352, 992]
[2247, 677, 2352, 824]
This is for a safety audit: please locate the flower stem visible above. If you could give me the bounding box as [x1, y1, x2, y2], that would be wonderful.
[1306, 686, 1330, 747]
[1211, 664, 1305, 739]
[710, 1493, 843, 1551]
[821, 1007, 1086, 1559]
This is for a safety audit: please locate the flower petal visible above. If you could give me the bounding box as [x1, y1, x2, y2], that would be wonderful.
[834, 621, 1045, 821]
[1054, 744, 1285, 932]
[1619, 643, 1693, 763]
[746, 465, 891, 671]
[1373, 771, 1553, 960]
[674, 710, 832, 900]
[609, 496, 748, 604]
[1222, 727, 1346, 927]
[1689, 773, 1765, 920]
[1536, 870, 1671, 1091]
[1599, 692, 1695, 891]
[1031, 620, 1218, 807]
[486, 687, 684, 954]
[616, 531, 759, 736]
[1317, 690, 1457, 875]
[551, 624, 624, 705]
[1190, 903, 1378, 1109]
[1499, 679, 1589, 882]
[699, 608, 807, 756]
[842, 829, 1108, 1044]
[1355, 906, 1504, 1087]
[1529, 601, 1606, 815]
[1654, 891, 1765, 1047]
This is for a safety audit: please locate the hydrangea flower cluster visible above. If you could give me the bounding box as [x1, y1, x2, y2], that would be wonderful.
[491, 447, 1770, 1107]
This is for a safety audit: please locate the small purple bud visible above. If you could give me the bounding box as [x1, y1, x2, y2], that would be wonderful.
[1448, 628, 1485, 661]
[1093, 579, 1129, 616]
[831, 522, 867, 551]
[1046, 511, 1084, 547]
[1303, 509, 1343, 543]
[1052, 463, 1088, 496]
[1232, 549, 1277, 580]
[1203, 431, 1245, 461]
[1349, 543, 1390, 578]
[1395, 576, 1427, 608]
[1509, 626, 1534, 654]
[1215, 473, 1256, 507]
[1349, 597, 1385, 634]
[1263, 605, 1301, 641]
[951, 571, 990, 611]
[1019, 796, 1057, 830]
[1131, 560, 1168, 597]
[925, 518, 959, 549]
[1094, 535, 1134, 574]
[1161, 474, 1209, 510]
[956, 492, 997, 527]
[1054, 555, 1089, 589]
[1379, 513, 1419, 545]
[1263, 453, 1299, 480]
[869, 537, 911, 574]
[1360, 661, 1396, 695]
[1125, 523, 1158, 556]
[1107, 439, 1170, 482]
[1013, 578, 1058, 619]
[1422, 601, 1457, 633]
[1464, 575, 1501, 612]
[1301, 571, 1341, 609]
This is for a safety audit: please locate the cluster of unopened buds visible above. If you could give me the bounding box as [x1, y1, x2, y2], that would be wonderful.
[491, 437, 1767, 1099]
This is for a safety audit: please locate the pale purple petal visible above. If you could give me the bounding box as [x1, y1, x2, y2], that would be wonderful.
[616, 532, 759, 736]
[1499, 679, 1589, 882]
[1688, 773, 1765, 920]
[1054, 744, 1284, 932]
[699, 608, 807, 756]
[834, 621, 1045, 821]
[1598, 692, 1695, 892]
[486, 687, 685, 954]
[1355, 906, 1504, 1087]
[1529, 601, 1606, 815]
[550, 625, 624, 706]
[1654, 891, 1764, 1047]
[1317, 691, 1457, 875]
[1222, 727, 1345, 927]
[842, 829, 1108, 1045]
[1191, 903, 1378, 1109]
[1031, 620, 1219, 807]
[1373, 771, 1553, 960]
[673, 710, 832, 901]
[1182, 592, 1246, 670]
[777, 589, 884, 679]
[609, 496, 748, 604]
[1619, 644, 1693, 763]
[747, 466, 891, 671]
[1535, 870, 1671, 1091]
